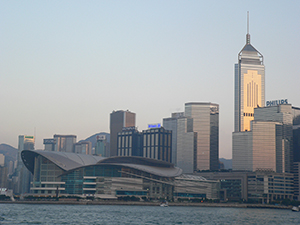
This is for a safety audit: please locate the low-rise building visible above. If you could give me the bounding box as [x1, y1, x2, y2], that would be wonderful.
[21, 150, 219, 201]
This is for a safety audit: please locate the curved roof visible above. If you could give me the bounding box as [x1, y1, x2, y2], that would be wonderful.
[21, 150, 182, 178]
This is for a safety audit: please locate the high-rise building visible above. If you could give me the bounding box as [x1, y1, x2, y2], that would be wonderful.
[294, 127, 300, 162]
[74, 141, 92, 155]
[233, 120, 283, 172]
[17, 135, 35, 166]
[43, 138, 56, 151]
[233, 104, 300, 173]
[95, 135, 108, 157]
[185, 102, 219, 171]
[53, 134, 76, 153]
[16, 135, 35, 194]
[117, 127, 142, 157]
[110, 110, 135, 156]
[234, 13, 265, 132]
[163, 113, 195, 173]
[142, 126, 172, 163]
[0, 154, 4, 167]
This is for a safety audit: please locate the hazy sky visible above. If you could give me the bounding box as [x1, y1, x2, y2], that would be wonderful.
[1, 1, 299, 158]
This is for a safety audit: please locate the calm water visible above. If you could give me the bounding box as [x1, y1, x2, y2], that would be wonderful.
[0, 204, 299, 225]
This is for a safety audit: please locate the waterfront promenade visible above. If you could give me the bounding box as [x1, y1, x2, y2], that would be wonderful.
[0, 200, 291, 209]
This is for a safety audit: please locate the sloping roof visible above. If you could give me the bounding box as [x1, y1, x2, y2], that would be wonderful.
[21, 150, 104, 173]
[21, 150, 182, 178]
[241, 44, 257, 52]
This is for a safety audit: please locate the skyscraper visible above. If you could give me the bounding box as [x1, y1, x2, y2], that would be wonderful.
[233, 103, 300, 173]
[185, 102, 219, 171]
[234, 13, 265, 132]
[163, 113, 195, 173]
[17, 135, 35, 194]
[53, 134, 76, 153]
[110, 110, 135, 156]
[142, 126, 172, 163]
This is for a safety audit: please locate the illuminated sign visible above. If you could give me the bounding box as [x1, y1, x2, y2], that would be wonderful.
[122, 126, 136, 131]
[148, 123, 161, 129]
[97, 135, 106, 140]
[43, 139, 56, 144]
[25, 136, 34, 139]
[266, 99, 288, 107]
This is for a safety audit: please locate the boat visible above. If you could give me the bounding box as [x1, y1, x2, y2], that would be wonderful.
[160, 201, 168, 207]
[291, 206, 299, 212]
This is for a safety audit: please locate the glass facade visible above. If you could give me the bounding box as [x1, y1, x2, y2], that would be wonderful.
[254, 105, 294, 172]
[117, 129, 142, 157]
[233, 105, 297, 173]
[247, 172, 294, 203]
[234, 32, 265, 132]
[53, 135, 76, 153]
[32, 156, 65, 194]
[163, 115, 195, 173]
[29, 153, 178, 200]
[185, 103, 219, 171]
[142, 127, 172, 163]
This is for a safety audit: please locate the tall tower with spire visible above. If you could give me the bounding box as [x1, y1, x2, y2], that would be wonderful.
[234, 12, 265, 132]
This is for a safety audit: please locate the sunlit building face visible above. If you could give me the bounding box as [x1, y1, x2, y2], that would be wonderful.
[234, 32, 265, 132]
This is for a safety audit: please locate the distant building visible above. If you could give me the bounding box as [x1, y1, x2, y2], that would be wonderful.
[53, 134, 76, 153]
[174, 174, 220, 200]
[117, 127, 142, 157]
[292, 162, 300, 200]
[0, 167, 8, 188]
[22, 150, 182, 200]
[294, 127, 300, 162]
[110, 110, 135, 157]
[142, 126, 172, 163]
[95, 135, 108, 157]
[185, 102, 219, 171]
[74, 141, 92, 155]
[234, 14, 265, 132]
[18, 135, 35, 166]
[233, 121, 284, 172]
[0, 154, 4, 167]
[163, 114, 195, 173]
[116, 125, 172, 163]
[197, 171, 294, 203]
[43, 138, 56, 151]
[233, 104, 300, 173]
[16, 135, 35, 194]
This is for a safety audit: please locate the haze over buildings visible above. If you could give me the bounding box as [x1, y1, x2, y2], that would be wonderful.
[1, 1, 299, 159]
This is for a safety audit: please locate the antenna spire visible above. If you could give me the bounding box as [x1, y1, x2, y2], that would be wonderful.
[246, 11, 250, 44]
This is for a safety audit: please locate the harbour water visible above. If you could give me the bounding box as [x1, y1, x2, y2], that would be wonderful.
[0, 204, 299, 225]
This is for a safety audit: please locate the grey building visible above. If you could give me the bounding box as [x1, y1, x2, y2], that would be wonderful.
[234, 16, 265, 132]
[53, 134, 76, 153]
[163, 113, 195, 173]
[43, 138, 56, 151]
[74, 141, 92, 155]
[110, 110, 136, 157]
[185, 102, 219, 171]
[197, 171, 294, 203]
[16, 135, 35, 194]
[95, 135, 108, 157]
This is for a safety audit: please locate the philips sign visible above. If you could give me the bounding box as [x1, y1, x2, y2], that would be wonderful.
[266, 99, 288, 107]
[148, 123, 161, 129]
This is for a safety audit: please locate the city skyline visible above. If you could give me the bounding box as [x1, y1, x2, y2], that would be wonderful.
[1, 1, 299, 159]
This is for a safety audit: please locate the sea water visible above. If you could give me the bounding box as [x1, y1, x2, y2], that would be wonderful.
[0, 204, 299, 225]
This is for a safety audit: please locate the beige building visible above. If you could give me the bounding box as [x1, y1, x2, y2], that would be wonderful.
[234, 19, 265, 133]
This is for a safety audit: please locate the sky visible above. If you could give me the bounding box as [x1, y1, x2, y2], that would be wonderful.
[1, 1, 299, 159]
